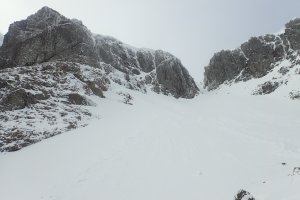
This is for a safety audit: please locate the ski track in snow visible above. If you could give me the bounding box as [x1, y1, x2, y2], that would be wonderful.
[0, 90, 300, 200]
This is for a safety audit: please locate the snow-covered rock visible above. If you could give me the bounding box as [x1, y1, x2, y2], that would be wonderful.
[0, 33, 3, 46]
[0, 62, 108, 151]
[0, 6, 199, 151]
[204, 18, 300, 97]
[0, 6, 198, 99]
[204, 53, 300, 99]
[234, 190, 255, 200]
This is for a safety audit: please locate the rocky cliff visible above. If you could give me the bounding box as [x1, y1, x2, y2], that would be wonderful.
[204, 18, 300, 97]
[0, 6, 198, 99]
[0, 7, 198, 151]
[0, 33, 3, 46]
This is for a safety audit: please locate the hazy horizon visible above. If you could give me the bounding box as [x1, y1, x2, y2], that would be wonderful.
[1, 0, 300, 81]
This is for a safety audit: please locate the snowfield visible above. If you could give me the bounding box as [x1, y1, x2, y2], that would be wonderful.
[0, 87, 300, 200]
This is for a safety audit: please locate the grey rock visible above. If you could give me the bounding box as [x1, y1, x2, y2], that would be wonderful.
[278, 66, 289, 75]
[0, 6, 200, 151]
[137, 49, 155, 73]
[0, 6, 198, 98]
[204, 49, 247, 90]
[34, 92, 50, 100]
[253, 81, 280, 95]
[0, 78, 9, 89]
[0, 130, 34, 152]
[293, 167, 300, 175]
[0, 33, 3, 46]
[241, 37, 279, 77]
[95, 35, 136, 73]
[0, 6, 98, 68]
[290, 91, 300, 100]
[0, 62, 104, 152]
[285, 18, 300, 50]
[67, 93, 93, 106]
[145, 74, 153, 84]
[118, 92, 133, 105]
[204, 18, 300, 90]
[86, 81, 104, 98]
[234, 190, 255, 200]
[156, 57, 199, 98]
[131, 68, 140, 75]
[0, 89, 36, 111]
[93, 37, 199, 98]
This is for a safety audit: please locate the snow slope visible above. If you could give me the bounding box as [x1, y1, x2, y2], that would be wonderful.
[0, 88, 300, 200]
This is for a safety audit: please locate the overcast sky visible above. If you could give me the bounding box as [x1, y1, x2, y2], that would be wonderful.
[1, 0, 300, 81]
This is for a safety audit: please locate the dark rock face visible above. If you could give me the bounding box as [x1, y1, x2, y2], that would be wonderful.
[93, 36, 199, 98]
[136, 50, 155, 73]
[0, 7, 97, 68]
[86, 81, 105, 98]
[0, 89, 37, 111]
[204, 50, 247, 89]
[240, 37, 280, 77]
[0, 33, 3, 46]
[204, 18, 300, 90]
[0, 6, 198, 98]
[156, 57, 198, 98]
[67, 93, 93, 106]
[285, 18, 300, 50]
[234, 190, 255, 200]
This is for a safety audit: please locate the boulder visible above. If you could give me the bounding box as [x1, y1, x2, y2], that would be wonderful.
[234, 190, 255, 200]
[66, 93, 93, 106]
[0, 89, 36, 111]
[253, 81, 280, 95]
[86, 81, 104, 98]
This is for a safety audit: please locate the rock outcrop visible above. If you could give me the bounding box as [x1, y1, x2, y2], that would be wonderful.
[0, 6, 199, 151]
[0, 7, 98, 68]
[0, 89, 37, 111]
[252, 81, 281, 95]
[204, 18, 300, 91]
[0, 6, 198, 98]
[0, 33, 3, 46]
[0, 62, 105, 151]
[234, 190, 255, 200]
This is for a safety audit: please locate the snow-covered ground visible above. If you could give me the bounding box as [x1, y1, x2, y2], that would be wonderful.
[0, 87, 300, 200]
